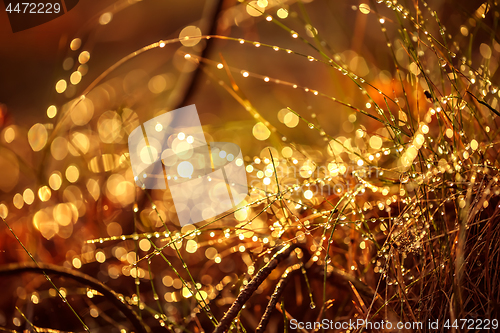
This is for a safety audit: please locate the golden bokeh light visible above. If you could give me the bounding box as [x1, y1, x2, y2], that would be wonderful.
[48, 172, 62, 191]
[23, 188, 35, 205]
[99, 12, 113, 25]
[70, 97, 94, 126]
[55, 79, 67, 93]
[0, 203, 8, 219]
[47, 105, 57, 118]
[13, 193, 24, 209]
[359, 3, 370, 14]
[53, 203, 78, 226]
[98, 111, 123, 144]
[86, 178, 100, 201]
[65, 165, 80, 183]
[139, 238, 151, 251]
[277, 8, 288, 19]
[28, 123, 48, 151]
[252, 122, 271, 140]
[3, 126, 15, 143]
[369, 135, 383, 149]
[284, 112, 299, 128]
[51, 137, 69, 160]
[70, 71, 82, 85]
[78, 51, 90, 64]
[68, 132, 90, 156]
[38, 186, 51, 202]
[69, 38, 81, 51]
[246, 1, 262, 17]
[179, 26, 202, 47]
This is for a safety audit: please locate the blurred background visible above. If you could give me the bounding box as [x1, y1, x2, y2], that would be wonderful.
[0, 0, 499, 331]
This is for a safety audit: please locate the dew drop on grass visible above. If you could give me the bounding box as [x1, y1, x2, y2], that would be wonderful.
[400, 173, 409, 183]
[310, 302, 316, 309]
[308, 123, 314, 129]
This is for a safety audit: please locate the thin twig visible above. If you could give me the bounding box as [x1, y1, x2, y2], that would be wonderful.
[255, 264, 302, 333]
[0, 262, 148, 333]
[212, 244, 296, 333]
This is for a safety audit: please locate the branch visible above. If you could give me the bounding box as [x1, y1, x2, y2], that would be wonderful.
[212, 244, 296, 333]
[255, 264, 302, 333]
[0, 263, 148, 333]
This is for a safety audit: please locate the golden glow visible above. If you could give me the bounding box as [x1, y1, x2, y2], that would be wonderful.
[28, 123, 48, 152]
[13, 193, 24, 209]
[70, 38, 82, 51]
[185, 239, 198, 253]
[369, 136, 383, 149]
[49, 172, 62, 190]
[148, 75, 168, 94]
[55, 79, 67, 93]
[78, 51, 90, 64]
[4, 126, 15, 143]
[246, 1, 262, 17]
[277, 8, 288, 18]
[0, 203, 7, 219]
[23, 188, 35, 205]
[252, 122, 271, 140]
[51, 137, 69, 161]
[139, 239, 151, 251]
[99, 12, 113, 25]
[47, 105, 57, 118]
[96, 251, 106, 263]
[38, 186, 51, 202]
[284, 112, 299, 128]
[72, 258, 82, 269]
[282, 146, 293, 158]
[359, 3, 370, 14]
[66, 165, 80, 183]
[177, 161, 194, 178]
[70, 71, 82, 85]
[179, 26, 202, 47]
[471, 139, 478, 150]
[70, 97, 94, 126]
[107, 222, 122, 236]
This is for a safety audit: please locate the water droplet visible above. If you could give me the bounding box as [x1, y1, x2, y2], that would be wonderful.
[308, 123, 314, 129]
[310, 302, 316, 309]
[400, 172, 409, 183]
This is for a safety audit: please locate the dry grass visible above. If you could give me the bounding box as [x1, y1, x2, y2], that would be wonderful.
[1, 0, 500, 332]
